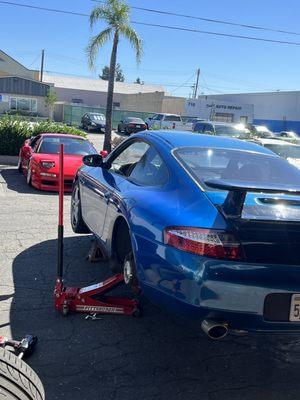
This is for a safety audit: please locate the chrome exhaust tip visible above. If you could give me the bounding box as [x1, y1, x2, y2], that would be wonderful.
[201, 319, 229, 340]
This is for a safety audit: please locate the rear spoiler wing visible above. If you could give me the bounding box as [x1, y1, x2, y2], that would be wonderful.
[204, 179, 300, 218]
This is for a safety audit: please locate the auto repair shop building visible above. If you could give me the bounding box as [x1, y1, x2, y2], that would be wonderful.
[191, 91, 300, 133]
[185, 97, 254, 125]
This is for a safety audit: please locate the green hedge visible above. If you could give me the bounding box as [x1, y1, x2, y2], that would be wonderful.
[0, 116, 86, 156]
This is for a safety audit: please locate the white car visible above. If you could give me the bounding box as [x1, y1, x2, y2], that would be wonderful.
[145, 113, 193, 131]
[252, 138, 300, 169]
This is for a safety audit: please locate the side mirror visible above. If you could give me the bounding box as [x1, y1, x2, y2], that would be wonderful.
[82, 154, 103, 167]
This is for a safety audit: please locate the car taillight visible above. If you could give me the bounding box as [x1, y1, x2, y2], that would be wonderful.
[142, 124, 147, 129]
[40, 161, 55, 169]
[164, 227, 244, 261]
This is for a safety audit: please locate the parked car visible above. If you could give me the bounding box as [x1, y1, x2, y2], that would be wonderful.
[145, 113, 193, 131]
[117, 117, 147, 135]
[81, 112, 106, 132]
[277, 131, 299, 140]
[71, 130, 300, 338]
[252, 138, 300, 169]
[193, 121, 250, 139]
[247, 124, 274, 138]
[18, 133, 97, 192]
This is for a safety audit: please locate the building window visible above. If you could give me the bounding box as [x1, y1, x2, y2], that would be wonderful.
[113, 102, 120, 108]
[71, 98, 83, 104]
[214, 112, 234, 123]
[10, 97, 37, 112]
[240, 116, 248, 124]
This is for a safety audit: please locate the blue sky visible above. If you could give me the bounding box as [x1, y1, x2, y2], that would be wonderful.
[2, 0, 300, 97]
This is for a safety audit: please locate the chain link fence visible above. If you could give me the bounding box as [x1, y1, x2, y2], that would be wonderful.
[63, 105, 154, 129]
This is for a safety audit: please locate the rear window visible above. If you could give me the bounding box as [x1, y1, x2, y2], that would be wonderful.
[174, 147, 300, 187]
[38, 137, 96, 155]
[214, 125, 248, 138]
[164, 115, 181, 122]
[125, 117, 144, 123]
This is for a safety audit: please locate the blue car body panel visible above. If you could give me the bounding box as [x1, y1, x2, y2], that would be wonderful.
[77, 131, 300, 332]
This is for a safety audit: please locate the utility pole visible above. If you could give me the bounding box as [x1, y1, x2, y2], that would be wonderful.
[193, 68, 200, 99]
[40, 49, 45, 82]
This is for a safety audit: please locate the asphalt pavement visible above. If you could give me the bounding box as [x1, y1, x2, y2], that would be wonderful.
[1, 137, 300, 399]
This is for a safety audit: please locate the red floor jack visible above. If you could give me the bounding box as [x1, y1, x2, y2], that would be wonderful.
[54, 144, 140, 317]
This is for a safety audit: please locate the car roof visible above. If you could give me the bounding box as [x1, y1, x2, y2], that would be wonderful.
[39, 133, 86, 140]
[143, 130, 275, 155]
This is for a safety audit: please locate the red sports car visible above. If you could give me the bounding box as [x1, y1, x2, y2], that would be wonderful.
[18, 133, 97, 192]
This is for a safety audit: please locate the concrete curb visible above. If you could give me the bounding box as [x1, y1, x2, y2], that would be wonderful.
[0, 155, 18, 166]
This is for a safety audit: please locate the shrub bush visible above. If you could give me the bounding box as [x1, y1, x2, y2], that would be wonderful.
[0, 116, 86, 156]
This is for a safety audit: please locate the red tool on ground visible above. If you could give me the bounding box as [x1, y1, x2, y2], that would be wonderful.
[54, 144, 140, 317]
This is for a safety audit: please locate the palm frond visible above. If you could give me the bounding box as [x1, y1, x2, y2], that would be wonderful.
[86, 28, 112, 69]
[119, 25, 143, 63]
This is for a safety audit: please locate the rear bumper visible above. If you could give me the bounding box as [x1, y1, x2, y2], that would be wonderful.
[134, 235, 300, 332]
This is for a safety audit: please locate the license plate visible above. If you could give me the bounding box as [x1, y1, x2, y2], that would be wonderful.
[136, 125, 141, 128]
[289, 294, 300, 321]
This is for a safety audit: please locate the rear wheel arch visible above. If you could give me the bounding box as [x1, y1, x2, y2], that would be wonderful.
[111, 216, 135, 266]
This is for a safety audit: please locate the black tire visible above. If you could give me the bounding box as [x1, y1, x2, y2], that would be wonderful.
[71, 181, 90, 234]
[117, 124, 122, 133]
[0, 348, 45, 400]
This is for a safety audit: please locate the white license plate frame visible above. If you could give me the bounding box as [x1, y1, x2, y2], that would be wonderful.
[289, 294, 300, 322]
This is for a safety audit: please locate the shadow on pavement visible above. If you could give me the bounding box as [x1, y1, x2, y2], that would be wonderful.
[0, 167, 67, 196]
[10, 236, 300, 400]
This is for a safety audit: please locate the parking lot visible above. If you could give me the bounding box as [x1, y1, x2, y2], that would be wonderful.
[1, 134, 300, 399]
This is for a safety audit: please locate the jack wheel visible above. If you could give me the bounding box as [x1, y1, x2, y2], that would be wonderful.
[133, 307, 142, 318]
[62, 304, 69, 316]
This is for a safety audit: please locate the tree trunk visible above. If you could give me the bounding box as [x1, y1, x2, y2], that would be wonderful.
[104, 31, 118, 152]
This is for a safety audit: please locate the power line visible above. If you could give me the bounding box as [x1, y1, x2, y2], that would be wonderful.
[1, 1, 300, 47]
[131, 21, 300, 46]
[170, 73, 196, 94]
[92, 0, 300, 37]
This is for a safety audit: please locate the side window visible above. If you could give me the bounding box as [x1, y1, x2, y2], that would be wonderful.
[109, 141, 150, 177]
[128, 146, 168, 186]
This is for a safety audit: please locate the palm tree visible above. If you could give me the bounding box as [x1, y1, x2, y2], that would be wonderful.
[87, 0, 143, 152]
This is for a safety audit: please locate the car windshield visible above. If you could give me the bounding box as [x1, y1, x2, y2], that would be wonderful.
[264, 143, 300, 159]
[38, 137, 95, 155]
[126, 118, 144, 123]
[91, 114, 105, 121]
[174, 147, 300, 187]
[214, 125, 249, 138]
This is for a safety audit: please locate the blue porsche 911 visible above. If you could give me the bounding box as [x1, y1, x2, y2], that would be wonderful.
[71, 131, 300, 339]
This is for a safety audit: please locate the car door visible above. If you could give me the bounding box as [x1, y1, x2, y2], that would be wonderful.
[81, 140, 150, 239]
[102, 141, 169, 242]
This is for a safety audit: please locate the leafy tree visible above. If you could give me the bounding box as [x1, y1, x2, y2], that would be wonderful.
[45, 89, 57, 121]
[100, 63, 125, 82]
[87, 0, 143, 152]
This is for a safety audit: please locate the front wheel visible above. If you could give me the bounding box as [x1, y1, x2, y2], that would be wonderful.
[71, 181, 90, 234]
[0, 348, 45, 400]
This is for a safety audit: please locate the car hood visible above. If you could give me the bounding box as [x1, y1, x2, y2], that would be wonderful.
[33, 153, 84, 175]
